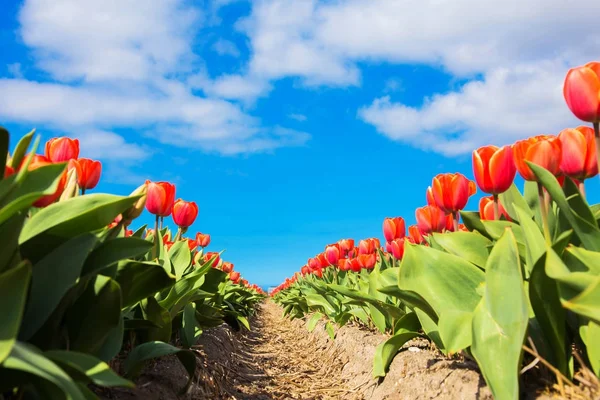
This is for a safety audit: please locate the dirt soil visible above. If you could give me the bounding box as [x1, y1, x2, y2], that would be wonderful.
[98, 301, 589, 400]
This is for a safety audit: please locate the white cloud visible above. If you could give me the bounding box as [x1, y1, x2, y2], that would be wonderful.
[2, 0, 309, 159]
[358, 62, 582, 156]
[190, 73, 272, 102]
[212, 39, 241, 57]
[77, 130, 149, 161]
[7, 63, 23, 78]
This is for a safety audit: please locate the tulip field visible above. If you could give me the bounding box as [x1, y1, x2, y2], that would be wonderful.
[1, 62, 600, 400]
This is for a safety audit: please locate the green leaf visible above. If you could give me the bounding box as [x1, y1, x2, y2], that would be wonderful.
[82, 237, 153, 276]
[45, 350, 133, 388]
[115, 261, 175, 308]
[306, 312, 323, 332]
[579, 319, 600, 376]
[3, 341, 85, 399]
[0, 261, 31, 363]
[529, 256, 568, 376]
[123, 341, 196, 392]
[0, 163, 67, 226]
[237, 315, 250, 331]
[399, 243, 484, 318]
[168, 241, 192, 279]
[529, 163, 600, 251]
[499, 183, 533, 222]
[432, 231, 491, 269]
[0, 212, 26, 273]
[305, 293, 337, 316]
[325, 321, 335, 340]
[19, 193, 142, 246]
[372, 331, 420, 378]
[513, 205, 546, 272]
[19, 234, 98, 341]
[460, 211, 490, 238]
[438, 310, 473, 354]
[66, 275, 122, 355]
[180, 303, 197, 348]
[10, 129, 34, 169]
[471, 228, 528, 400]
[96, 316, 124, 362]
[377, 285, 438, 323]
[141, 297, 172, 343]
[0, 126, 8, 180]
[328, 284, 404, 319]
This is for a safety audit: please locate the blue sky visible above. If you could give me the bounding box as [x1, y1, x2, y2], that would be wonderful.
[1, 0, 599, 287]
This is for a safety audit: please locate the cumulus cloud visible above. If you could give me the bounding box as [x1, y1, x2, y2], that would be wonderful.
[212, 39, 241, 57]
[358, 62, 582, 155]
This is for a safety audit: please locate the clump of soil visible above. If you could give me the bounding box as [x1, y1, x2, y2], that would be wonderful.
[98, 301, 597, 399]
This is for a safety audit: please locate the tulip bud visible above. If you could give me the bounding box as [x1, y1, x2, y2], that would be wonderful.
[357, 254, 377, 270]
[408, 225, 425, 244]
[145, 180, 176, 217]
[59, 167, 80, 201]
[358, 238, 380, 255]
[431, 173, 476, 213]
[415, 205, 447, 235]
[69, 158, 102, 191]
[558, 126, 598, 180]
[564, 62, 600, 123]
[479, 196, 511, 221]
[382, 217, 406, 242]
[45, 137, 80, 162]
[472, 145, 516, 194]
[172, 199, 198, 228]
[195, 233, 210, 248]
[325, 245, 341, 265]
[123, 183, 148, 223]
[222, 262, 234, 273]
[229, 271, 241, 284]
[513, 135, 562, 181]
[388, 238, 405, 260]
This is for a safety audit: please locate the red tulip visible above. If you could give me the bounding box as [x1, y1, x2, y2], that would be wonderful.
[45, 137, 79, 162]
[337, 239, 354, 256]
[408, 225, 425, 244]
[426, 186, 435, 206]
[563, 62, 600, 123]
[337, 259, 350, 271]
[558, 126, 598, 180]
[416, 205, 447, 235]
[301, 265, 310, 275]
[382, 217, 406, 242]
[445, 213, 454, 231]
[222, 262, 234, 273]
[172, 199, 198, 228]
[165, 241, 174, 251]
[357, 254, 377, 270]
[316, 253, 329, 268]
[4, 164, 14, 178]
[457, 224, 468, 232]
[68, 158, 102, 190]
[431, 173, 476, 213]
[308, 257, 321, 271]
[472, 145, 516, 194]
[28, 158, 67, 207]
[186, 239, 197, 251]
[313, 268, 323, 278]
[479, 196, 511, 221]
[358, 238, 380, 255]
[204, 252, 220, 267]
[195, 233, 211, 248]
[145, 181, 176, 216]
[347, 258, 361, 272]
[388, 238, 405, 260]
[125, 229, 133, 237]
[513, 135, 562, 181]
[229, 271, 241, 284]
[325, 244, 341, 265]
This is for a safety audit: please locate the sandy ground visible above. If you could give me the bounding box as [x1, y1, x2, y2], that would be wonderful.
[97, 301, 597, 400]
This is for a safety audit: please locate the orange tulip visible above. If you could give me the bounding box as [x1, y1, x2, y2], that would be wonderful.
[301, 265, 310, 275]
[513, 135, 562, 181]
[229, 271, 241, 284]
[426, 186, 435, 206]
[357, 253, 377, 270]
[172, 199, 198, 228]
[415, 205, 447, 235]
[408, 225, 425, 244]
[382, 217, 405, 242]
[145, 181, 176, 216]
[325, 244, 341, 265]
[431, 173, 476, 213]
[45, 137, 80, 163]
[348, 258, 362, 272]
[195, 232, 211, 248]
[358, 238, 381, 255]
[222, 262, 234, 273]
[479, 196, 511, 221]
[337, 259, 350, 271]
[388, 238, 405, 260]
[68, 158, 102, 190]
[564, 62, 600, 123]
[558, 126, 598, 180]
[472, 145, 516, 194]
[204, 252, 221, 268]
[337, 239, 354, 256]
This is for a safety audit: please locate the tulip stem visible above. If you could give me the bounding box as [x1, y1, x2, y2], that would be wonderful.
[452, 211, 459, 232]
[174, 227, 182, 242]
[159, 217, 164, 231]
[81, 188, 86, 195]
[594, 122, 600, 184]
[152, 215, 159, 259]
[492, 194, 500, 220]
[538, 184, 552, 245]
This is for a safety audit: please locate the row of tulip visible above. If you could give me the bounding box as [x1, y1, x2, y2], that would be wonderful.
[272, 62, 600, 399]
[0, 129, 264, 399]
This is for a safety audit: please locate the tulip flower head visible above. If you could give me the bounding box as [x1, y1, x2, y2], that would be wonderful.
[325, 244, 341, 265]
[513, 135, 562, 181]
[408, 225, 425, 244]
[69, 158, 102, 191]
[145, 181, 176, 217]
[196, 232, 211, 248]
[222, 262, 234, 273]
[172, 199, 199, 228]
[28, 158, 68, 207]
[416, 205, 447, 235]
[388, 238, 405, 260]
[204, 252, 221, 268]
[479, 196, 511, 221]
[337, 239, 355, 256]
[357, 254, 377, 270]
[229, 271, 241, 284]
[358, 238, 381, 255]
[45, 137, 80, 162]
[431, 173, 476, 213]
[564, 62, 600, 123]
[472, 145, 516, 194]
[558, 127, 598, 180]
[382, 217, 406, 242]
